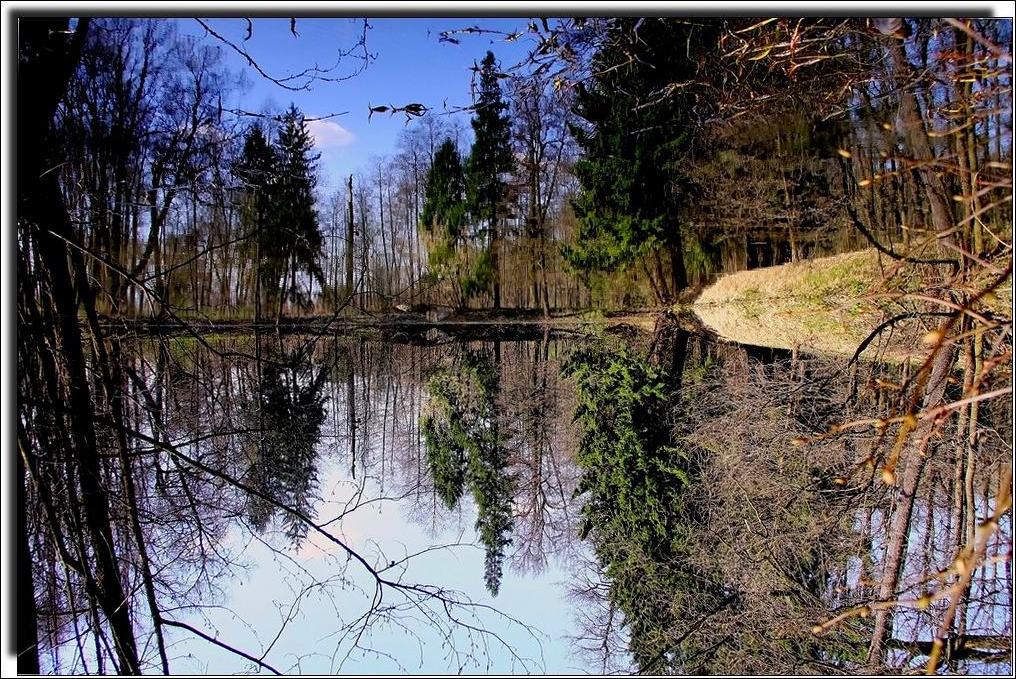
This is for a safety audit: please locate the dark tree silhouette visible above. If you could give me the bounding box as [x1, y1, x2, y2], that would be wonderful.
[272, 105, 327, 319]
[245, 340, 329, 545]
[466, 51, 514, 309]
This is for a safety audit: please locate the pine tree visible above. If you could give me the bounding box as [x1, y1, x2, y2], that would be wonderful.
[420, 138, 471, 307]
[234, 124, 279, 319]
[273, 105, 325, 318]
[421, 350, 513, 596]
[421, 138, 467, 239]
[566, 19, 711, 302]
[235, 110, 325, 319]
[466, 51, 514, 309]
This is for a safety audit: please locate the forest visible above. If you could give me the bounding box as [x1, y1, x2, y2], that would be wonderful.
[15, 14, 1013, 676]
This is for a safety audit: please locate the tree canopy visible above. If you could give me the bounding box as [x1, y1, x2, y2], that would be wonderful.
[564, 19, 717, 301]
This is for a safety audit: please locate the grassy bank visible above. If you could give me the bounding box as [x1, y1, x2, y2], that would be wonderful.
[691, 249, 922, 360]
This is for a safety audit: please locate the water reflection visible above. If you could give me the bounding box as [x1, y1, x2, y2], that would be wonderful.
[29, 325, 1011, 674]
[422, 348, 514, 595]
[244, 341, 329, 545]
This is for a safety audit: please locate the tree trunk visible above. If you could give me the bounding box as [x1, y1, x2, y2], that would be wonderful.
[868, 344, 955, 667]
[885, 37, 957, 248]
[348, 350, 357, 478]
[19, 18, 142, 673]
[491, 219, 501, 309]
[346, 174, 355, 309]
[653, 250, 672, 304]
[669, 238, 688, 300]
[17, 436, 41, 674]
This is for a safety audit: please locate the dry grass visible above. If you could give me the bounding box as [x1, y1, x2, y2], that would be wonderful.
[691, 249, 925, 360]
[696, 249, 881, 307]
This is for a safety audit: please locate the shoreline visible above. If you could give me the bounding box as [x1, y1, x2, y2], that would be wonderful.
[93, 308, 682, 338]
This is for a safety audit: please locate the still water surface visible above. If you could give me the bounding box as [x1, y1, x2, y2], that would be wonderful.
[67, 324, 1010, 674]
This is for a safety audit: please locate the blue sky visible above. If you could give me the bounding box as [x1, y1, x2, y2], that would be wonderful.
[180, 18, 535, 191]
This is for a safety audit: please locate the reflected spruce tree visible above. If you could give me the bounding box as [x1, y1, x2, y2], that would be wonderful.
[563, 328, 732, 673]
[566, 332, 950, 674]
[245, 337, 330, 545]
[422, 348, 515, 595]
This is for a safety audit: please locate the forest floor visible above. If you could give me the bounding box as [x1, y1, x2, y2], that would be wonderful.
[690, 249, 932, 362]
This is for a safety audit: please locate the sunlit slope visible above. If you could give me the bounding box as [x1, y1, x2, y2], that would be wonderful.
[691, 249, 985, 360]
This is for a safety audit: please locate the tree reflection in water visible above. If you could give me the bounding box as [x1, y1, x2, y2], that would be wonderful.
[563, 326, 1011, 675]
[422, 348, 514, 595]
[19, 325, 1011, 674]
[244, 338, 329, 545]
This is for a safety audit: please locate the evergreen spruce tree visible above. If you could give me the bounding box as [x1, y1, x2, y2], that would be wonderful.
[465, 51, 514, 309]
[566, 19, 713, 302]
[271, 105, 326, 317]
[421, 351, 513, 596]
[420, 138, 470, 307]
[421, 139, 467, 239]
[234, 124, 279, 319]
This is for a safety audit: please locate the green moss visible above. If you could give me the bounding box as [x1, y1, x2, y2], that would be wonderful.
[799, 257, 875, 304]
[800, 313, 841, 335]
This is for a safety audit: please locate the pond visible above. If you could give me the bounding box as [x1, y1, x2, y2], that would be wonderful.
[34, 322, 1011, 675]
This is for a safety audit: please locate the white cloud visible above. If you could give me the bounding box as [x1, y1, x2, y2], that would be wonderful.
[306, 118, 355, 149]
